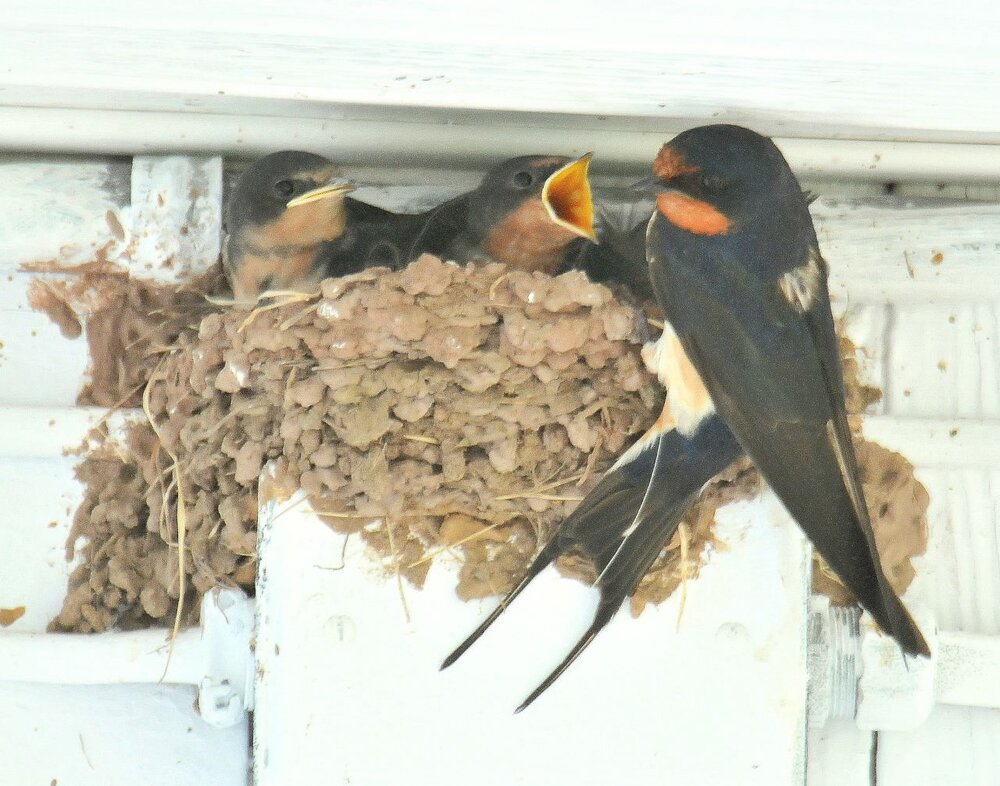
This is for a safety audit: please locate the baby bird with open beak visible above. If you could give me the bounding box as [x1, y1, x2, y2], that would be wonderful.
[414, 153, 599, 273]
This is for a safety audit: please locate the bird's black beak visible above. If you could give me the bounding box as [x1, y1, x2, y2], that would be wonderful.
[286, 176, 356, 208]
[541, 153, 598, 242]
[630, 175, 671, 194]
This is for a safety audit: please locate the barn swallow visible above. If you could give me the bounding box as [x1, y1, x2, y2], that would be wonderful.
[641, 123, 929, 657]
[414, 154, 598, 273]
[442, 413, 742, 711]
[438, 159, 741, 711]
[223, 151, 356, 301]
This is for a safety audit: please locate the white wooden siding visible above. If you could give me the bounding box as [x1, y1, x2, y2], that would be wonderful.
[1, 154, 998, 784]
[2, 2, 1000, 180]
[0, 5, 999, 779]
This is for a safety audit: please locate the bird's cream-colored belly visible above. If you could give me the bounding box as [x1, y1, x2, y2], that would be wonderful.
[642, 322, 715, 435]
[612, 322, 715, 469]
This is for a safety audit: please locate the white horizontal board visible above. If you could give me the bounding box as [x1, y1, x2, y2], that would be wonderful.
[0, 683, 249, 786]
[884, 303, 1000, 417]
[2, 1, 1000, 142]
[4, 107, 1000, 182]
[816, 201, 1000, 303]
[255, 493, 809, 786]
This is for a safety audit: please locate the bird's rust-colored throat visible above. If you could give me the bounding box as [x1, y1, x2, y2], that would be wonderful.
[652, 143, 730, 236]
[541, 153, 597, 241]
[656, 193, 730, 236]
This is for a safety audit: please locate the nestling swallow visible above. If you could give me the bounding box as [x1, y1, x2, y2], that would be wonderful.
[223, 151, 356, 301]
[579, 208, 655, 302]
[415, 154, 598, 273]
[442, 413, 742, 711]
[642, 124, 929, 657]
[224, 151, 455, 301]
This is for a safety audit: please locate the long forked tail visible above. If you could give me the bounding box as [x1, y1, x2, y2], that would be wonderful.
[439, 430, 664, 671]
[513, 418, 743, 709]
[515, 624, 603, 713]
[513, 501, 689, 713]
[440, 542, 560, 670]
[438, 443, 656, 672]
[441, 416, 745, 709]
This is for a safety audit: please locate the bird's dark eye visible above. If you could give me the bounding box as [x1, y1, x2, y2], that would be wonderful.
[700, 173, 727, 191]
[511, 171, 534, 189]
[274, 179, 295, 198]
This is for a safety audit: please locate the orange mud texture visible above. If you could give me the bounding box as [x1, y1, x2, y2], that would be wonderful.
[37, 256, 926, 632]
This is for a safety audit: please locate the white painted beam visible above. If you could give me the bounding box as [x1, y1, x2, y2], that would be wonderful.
[2, 107, 1000, 182]
[0, 684, 250, 786]
[2, 2, 1000, 143]
[253, 490, 810, 786]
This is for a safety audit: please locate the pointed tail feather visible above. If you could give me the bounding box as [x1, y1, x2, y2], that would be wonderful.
[439, 430, 669, 671]
[440, 540, 559, 670]
[441, 416, 743, 705]
[509, 418, 743, 708]
[515, 624, 603, 713]
[732, 417, 929, 657]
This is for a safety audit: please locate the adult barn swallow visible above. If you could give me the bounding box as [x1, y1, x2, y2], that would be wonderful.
[444, 125, 928, 710]
[442, 414, 742, 711]
[643, 124, 929, 657]
[415, 154, 598, 272]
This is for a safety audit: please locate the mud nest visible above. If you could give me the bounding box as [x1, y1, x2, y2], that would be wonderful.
[34, 255, 927, 633]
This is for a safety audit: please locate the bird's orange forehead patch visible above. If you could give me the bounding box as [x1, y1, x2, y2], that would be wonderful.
[652, 144, 699, 181]
[656, 192, 730, 236]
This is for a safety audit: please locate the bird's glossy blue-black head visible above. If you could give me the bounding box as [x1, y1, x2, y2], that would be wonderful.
[649, 125, 801, 234]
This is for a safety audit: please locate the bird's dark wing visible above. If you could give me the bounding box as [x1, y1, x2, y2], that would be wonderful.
[653, 244, 929, 656]
[344, 197, 398, 224]
[406, 192, 471, 262]
[577, 202, 654, 302]
[322, 198, 425, 275]
[442, 415, 743, 710]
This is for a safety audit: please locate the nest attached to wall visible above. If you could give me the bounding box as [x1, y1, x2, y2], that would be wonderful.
[29, 255, 927, 633]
